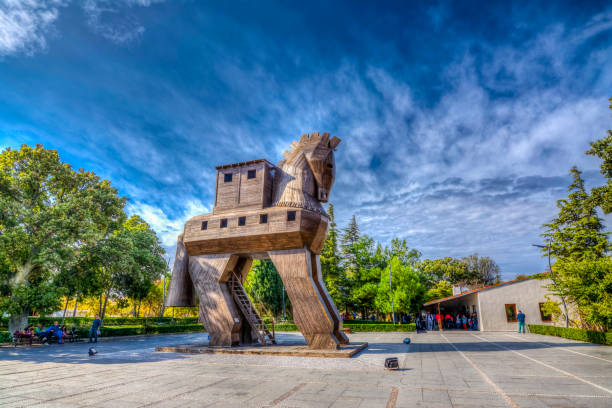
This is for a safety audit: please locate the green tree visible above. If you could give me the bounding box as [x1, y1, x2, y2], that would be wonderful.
[320, 204, 346, 310]
[116, 216, 166, 317]
[418, 257, 474, 285]
[462, 254, 501, 286]
[542, 167, 609, 261]
[86, 216, 166, 319]
[585, 97, 612, 214]
[0, 145, 126, 333]
[375, 257, 425, 315]
[245, 260, 288, 318]
[552, 257, 612, 330]
[423, 281, 453, 303]
[340, 214, 360, 274]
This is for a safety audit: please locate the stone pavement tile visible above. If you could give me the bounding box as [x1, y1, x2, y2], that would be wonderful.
[394, 387, 422, 405]
[0, 396, 38, 406]
[508, 396, 552, 408]
[280, 398, 332, 408]
[447, 390, 507, 408]
[357, 397, 388, 407]
[328, 396, 362, 408]
[421, 389, 451, 404]
[2, 398, 45, 408]
[410, 401, 452, 408]
[88, 399, 143, 408]
[533, 396, 612, 408]
[290, 391, 343, 403]
[340, 385, 388, 399]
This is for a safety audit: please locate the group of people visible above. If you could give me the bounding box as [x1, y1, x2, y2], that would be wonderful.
[13, 321, 75, 345]
[12, 314, 103, 346]
[417, 311, 479, 331]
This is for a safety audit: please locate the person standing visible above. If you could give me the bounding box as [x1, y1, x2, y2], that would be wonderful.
[517, 310, 526, 333]
[89, 314, 102, 343]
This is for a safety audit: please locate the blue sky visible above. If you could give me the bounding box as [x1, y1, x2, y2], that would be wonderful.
[1, 0, 611, 280]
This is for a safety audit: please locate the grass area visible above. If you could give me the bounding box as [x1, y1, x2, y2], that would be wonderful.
[529, 324, 612, 346]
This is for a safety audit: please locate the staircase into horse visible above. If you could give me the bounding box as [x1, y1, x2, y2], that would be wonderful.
[228, 273, 276, 346]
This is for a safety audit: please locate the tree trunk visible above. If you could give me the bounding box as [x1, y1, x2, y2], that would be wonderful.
[8, 309, 29, 337]
[101, 292, 109, 320]
[99, 295, 103, 315]
[137, 300, 141, 317]
[72, 295, 79, 317]
[61, 296, 69, 324]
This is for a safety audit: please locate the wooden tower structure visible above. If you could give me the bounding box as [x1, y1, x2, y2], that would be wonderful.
[166, 132, 348, 350]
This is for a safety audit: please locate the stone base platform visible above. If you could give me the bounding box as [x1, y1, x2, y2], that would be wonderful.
[156, 342, 368, 358]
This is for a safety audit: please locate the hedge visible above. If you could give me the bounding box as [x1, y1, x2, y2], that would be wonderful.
[528, 324, 612, 346]
[0, 316, 199, 329]
[1, 324, 206, 343]
[273, 323, 416, 332]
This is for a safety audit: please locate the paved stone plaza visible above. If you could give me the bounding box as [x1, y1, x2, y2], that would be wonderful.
[1, 331, 610, 407]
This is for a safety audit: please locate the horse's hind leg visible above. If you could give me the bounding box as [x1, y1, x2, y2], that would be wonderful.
[269, 247, 345, 349]
[165, 234, 196, 307]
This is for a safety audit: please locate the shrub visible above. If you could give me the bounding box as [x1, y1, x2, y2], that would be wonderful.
[528, 324, 611, 345]
[0, 331, 11, 342]
[272, 323, 416, 332]
[0, 316, 199, 329]
[345, 323, 416, 332]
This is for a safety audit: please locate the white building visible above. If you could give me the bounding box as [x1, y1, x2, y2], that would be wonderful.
[423, 276, 563, 331]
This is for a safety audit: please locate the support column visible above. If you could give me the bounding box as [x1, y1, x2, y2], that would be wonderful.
[269, 247, 344, 349]
[189, 254, 242, 347]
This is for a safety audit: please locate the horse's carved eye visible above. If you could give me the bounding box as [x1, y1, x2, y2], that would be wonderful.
[327, 164, 333, 168]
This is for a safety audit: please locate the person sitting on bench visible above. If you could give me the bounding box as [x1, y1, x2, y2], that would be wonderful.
[35, 323, 50, 344]
[47, 321, 64, 344]
[13, 325, 35, 346]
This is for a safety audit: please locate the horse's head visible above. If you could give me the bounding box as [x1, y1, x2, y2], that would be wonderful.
[281, 132, 341, 203]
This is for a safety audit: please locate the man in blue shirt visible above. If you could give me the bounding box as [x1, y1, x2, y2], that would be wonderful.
[47, 321, 64, 344]
[89, 314, 102, 343]
[517, 310, 526, 333]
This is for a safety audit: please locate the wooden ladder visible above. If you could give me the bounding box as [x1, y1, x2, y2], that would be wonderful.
[228, 273, 276, 346]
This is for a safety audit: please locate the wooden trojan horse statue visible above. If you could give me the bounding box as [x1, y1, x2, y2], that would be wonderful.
[165, 132, 349, 350]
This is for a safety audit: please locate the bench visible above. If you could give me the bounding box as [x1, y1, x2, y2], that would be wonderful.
[12, 331, 36, 347]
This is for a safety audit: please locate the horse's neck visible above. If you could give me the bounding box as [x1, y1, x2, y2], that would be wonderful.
[273, 152, 322, 213]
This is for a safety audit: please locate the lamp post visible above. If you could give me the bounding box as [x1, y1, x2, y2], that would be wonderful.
[282, 286, 286, 322]
[161, 256, 170, 318]
[532, 243, 569, 328]
[389, 263, 396, 325]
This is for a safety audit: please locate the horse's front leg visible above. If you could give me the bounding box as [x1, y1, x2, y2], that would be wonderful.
[269, 247, 343, 349]
[188, 254, 244, 347]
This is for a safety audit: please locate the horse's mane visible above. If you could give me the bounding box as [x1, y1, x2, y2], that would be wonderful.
[279, 132, 340, 167]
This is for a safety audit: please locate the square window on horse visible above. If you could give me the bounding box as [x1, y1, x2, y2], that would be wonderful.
[238, 216, 246, 226]
[201, 221, 208, 230]
[247, 169, 256, 179]
[287, 211, 296, 221]
[224, 173, 232, 182]
[260, 214, 268, 224]
[220, 219, 228, 228]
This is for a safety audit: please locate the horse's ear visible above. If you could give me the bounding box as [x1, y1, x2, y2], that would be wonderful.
[329, 136, 341, 149]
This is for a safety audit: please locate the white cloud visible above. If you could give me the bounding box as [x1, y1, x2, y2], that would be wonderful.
[0, 0, 165, 56]
[126, 199, 209, 251]
[0, 0, 65, 56]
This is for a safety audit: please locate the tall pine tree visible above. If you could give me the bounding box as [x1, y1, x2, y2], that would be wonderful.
[542, 167, 609, 261]
[585, 97, 612, 213]
[340, 214, 360, 275]
[320, 204, 345, 310]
